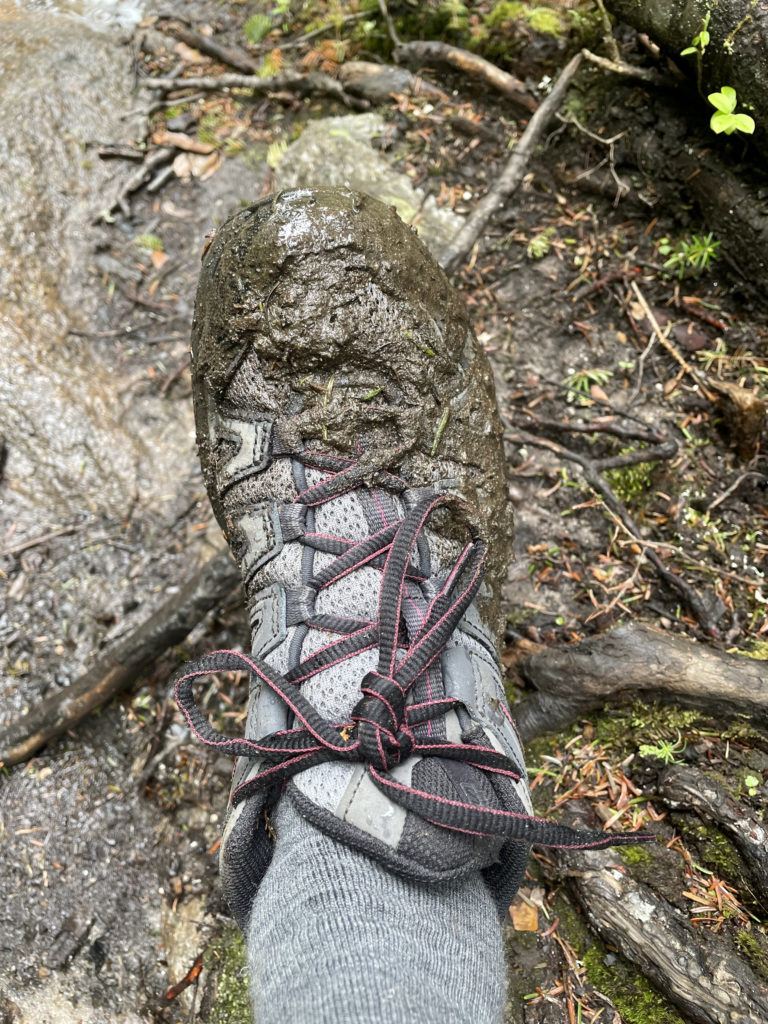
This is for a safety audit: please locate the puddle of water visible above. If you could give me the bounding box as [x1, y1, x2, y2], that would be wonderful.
[1, 0, 143, 29]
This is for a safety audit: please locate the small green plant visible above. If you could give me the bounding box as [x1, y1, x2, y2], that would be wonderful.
[563, 367, 613, 405]
[743, 774, 761, 796]
[526, 226, 555, 260]
[638, 731, 687, 765]
[708, 86, 756, 136]
[266, 139, 288, 169]
[680, 13, 710, 57]
[133, 233, 163, 252]
[244, 13, 273, 44]
[680, 13, 710, 94]
[657, 233, 721, 279]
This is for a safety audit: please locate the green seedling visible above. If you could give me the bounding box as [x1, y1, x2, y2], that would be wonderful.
[708, 87, 755, 135]
[639, 731, 686, 765]
[657, 233, 720, 279]
[563, 368, 613, 405]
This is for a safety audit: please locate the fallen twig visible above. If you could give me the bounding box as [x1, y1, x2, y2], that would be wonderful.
[156, 19, 260, 74]
[393, 39, 537, 112]
[0, 549, 241, 768]
[630, 280, 715, 399]
[515, 622, 768, 742]
[1, 522, 90, 558]
[145, 70, 369, 110]
[96, 146, 175, 222]
[440, 52, 582, 275]
[518, 413, 666, 445]
[581, 46, 666, 84]
[507, 425, 726, 636]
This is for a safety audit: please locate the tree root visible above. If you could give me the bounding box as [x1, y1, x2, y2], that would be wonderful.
[505, 423, 731, 637]
[0, 549, 240, 768]
[514, 622, 768, 742]
[145, 70, 369, 110]
[549, 824, 768, 1024]
[658, 764, 768, 898]
[393, 39, 537, 112]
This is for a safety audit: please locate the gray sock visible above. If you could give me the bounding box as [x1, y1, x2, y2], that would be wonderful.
[247, 800, 506, 1024]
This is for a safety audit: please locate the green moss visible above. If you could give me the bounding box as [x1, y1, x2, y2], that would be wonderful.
[551, 892, 591, 956]
[205, 925, 252, 1024]
[736, 930, 768, 983]
[527, 6, 565, 34]
[676, 817, 747, 881]
[744, 640, 768, 660]
[605, 452, 656, 503]
[591, 701, 703, 755]
[583, 947, 686, 1024]
[620, 845, 653, 868]
[484, 1, 527, 29]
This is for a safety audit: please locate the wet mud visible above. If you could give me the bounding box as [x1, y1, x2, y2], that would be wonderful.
[192, 187, 515, 627]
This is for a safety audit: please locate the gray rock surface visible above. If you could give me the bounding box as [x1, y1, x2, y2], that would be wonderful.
[275, 113, 463, 255]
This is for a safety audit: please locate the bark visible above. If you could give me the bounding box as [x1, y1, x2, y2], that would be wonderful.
[515, 622, 768, 742]
[605, 0, 768, 157]
[552, 839, 768, 1024]
[658, 764, 768, 897]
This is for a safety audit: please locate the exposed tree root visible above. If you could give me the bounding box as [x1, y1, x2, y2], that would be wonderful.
[393, 39, 537, 112]
[658, 764, 768, 897]
[515, 622, 768, 742]
[549, 824, 768, 1024]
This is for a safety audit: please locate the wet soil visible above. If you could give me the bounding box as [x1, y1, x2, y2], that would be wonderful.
[1, 1, 766, 1022]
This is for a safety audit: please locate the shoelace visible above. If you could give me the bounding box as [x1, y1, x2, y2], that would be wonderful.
[175, 449, 654, 851]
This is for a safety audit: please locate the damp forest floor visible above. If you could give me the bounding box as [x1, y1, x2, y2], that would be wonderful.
[1, 1, 767, 1022]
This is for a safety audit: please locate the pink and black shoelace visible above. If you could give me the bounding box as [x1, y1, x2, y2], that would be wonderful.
[175, 449, 654, 851]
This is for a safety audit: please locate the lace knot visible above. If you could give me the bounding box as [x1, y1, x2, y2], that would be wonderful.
[352, 671, 412, 771]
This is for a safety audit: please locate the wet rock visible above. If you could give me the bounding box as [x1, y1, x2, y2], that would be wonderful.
[275, 113, 463, 255]
[0, 10, 193, 523]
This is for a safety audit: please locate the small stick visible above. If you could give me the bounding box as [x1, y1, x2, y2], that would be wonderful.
[581, 47, 664, 84]
[145, 70, 368, 110]
[440, 52, 582, 275]
[156, 20, 260, 74]
[630, 280, 716, 399]
[0, 550, 241, 768]
[507, 427, 722, 637]
[1, 522, 89, 558]
[393, 39, 537, 112]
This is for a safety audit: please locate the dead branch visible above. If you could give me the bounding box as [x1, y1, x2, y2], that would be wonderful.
[507, 425, 725, 635]
[337, 61, 448, 105]
[144, 70, 368, 110]
[658, 764, 768, 895]
[519, 413, 666, 445]
[156, 19, 260, 74]
[96, 146, 175, 222]
[581, 46, 667, 84]
[0, 549, 240, 768]
[393, 39, 537, 112]
[549, 825, 768, 1024]
[514, 622, 768, 742]
[440, 52, 582, 275]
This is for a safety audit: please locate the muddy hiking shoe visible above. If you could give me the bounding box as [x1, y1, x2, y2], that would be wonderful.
[174, 187, 651, 931]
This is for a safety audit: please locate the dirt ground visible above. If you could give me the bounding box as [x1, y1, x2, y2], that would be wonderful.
[1, 1, 766, 1022]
